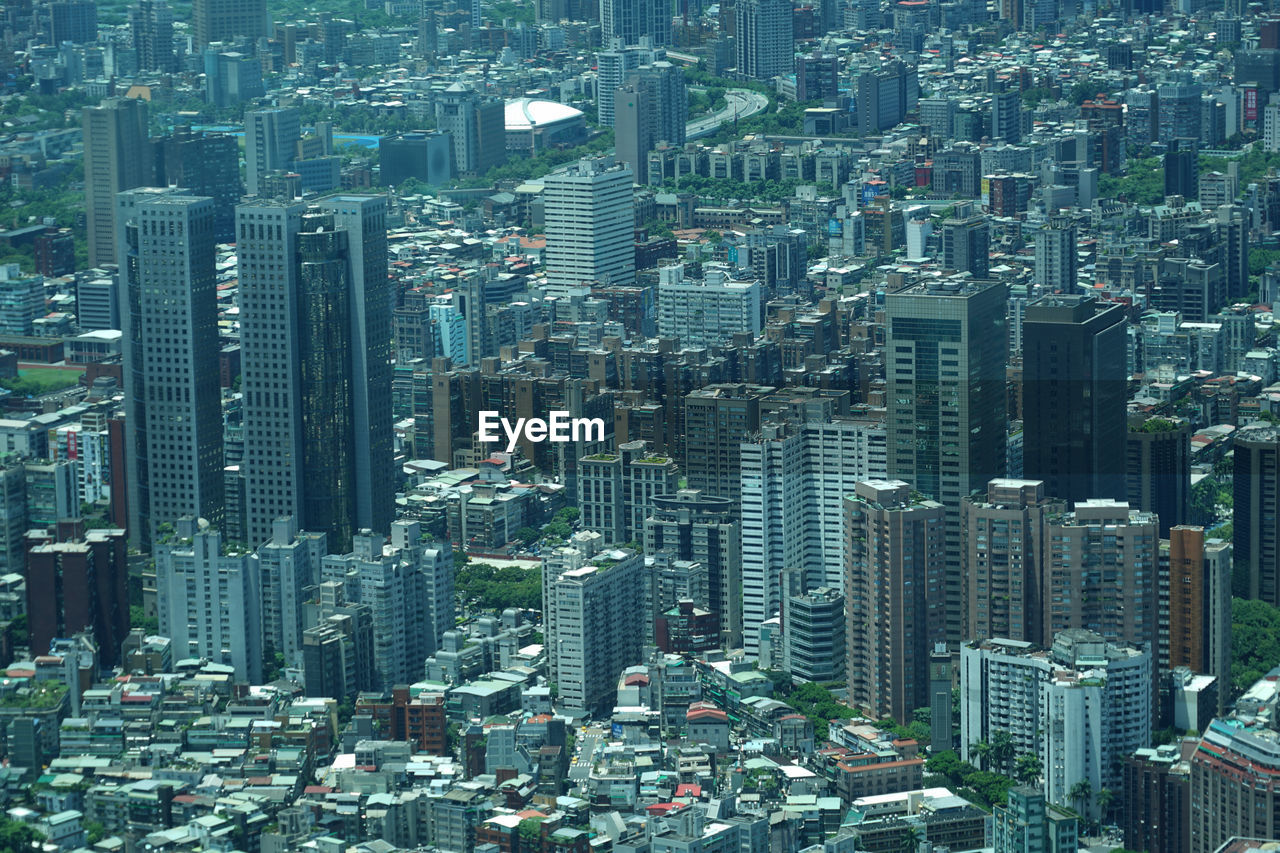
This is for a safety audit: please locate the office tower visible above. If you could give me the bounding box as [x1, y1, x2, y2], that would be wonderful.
[153, 128, 242, 243]
[257, 517, 329, 667]
[321, 522, 454, 689]
[25, 525, 128, 667]
[940, 208, 990, 278]
[118, 188, 224, 551]
[0, 264, 44, 336]
[1159, 85, 1203, 144]
[84, 98, 152, 268]
[991, 87, 1023, 143]
[962, 479, 1066, 644]
[237, 195, 393, 551]
[962, 631, 1151, 818]
[542, 157, 635, 296]
[1164, 526, 1232, 686]
[1126, 415, 1191, 538]
[682, 383, 770, 505]
[1218, 204, 1250, 299]
[192, 0, 267, 48]
[1164, 137, 1199, 198]
[579, 441, 677, 545]
[1043, 500, 1159, 652]
[992, 787, 1080, 853]
[884, 279, 1008, 644]
[1033, 216, 1077, 288]
[50, 0, 98, 43]
[613, 60, 687, 177]
[779, 569, 844, 684]
[203, 50, 265, 108]
[1234, 425, 1280, 604]
[34, 230, 74, 278]
[735, 0, 793, 81]
[919, 97, 957, 140]
[1022, 294, 1127, 505]
[845, 479, 946, 725]
[434, 83, 507, 178]
[1123, 746, 1191, 853]
[644, 489, 742, 649]
[546, 547, 644, 714]
[600, 0, 670, 45]
[129, 0, 176, 72]
[656, 263, 761, 349]
[303, 581, 376, 701]
[244, 108, 301, 197]
[854, 60, 917, 133]
[379, 131, 455, 187]
[155, 517, 263, 682]
[596, 44, 654, 127]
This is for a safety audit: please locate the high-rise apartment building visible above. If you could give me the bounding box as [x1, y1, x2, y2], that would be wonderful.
[320, 522, 454, 689]
[600, 0, 670, 46]
[192, 0, 267, 48]
[683, 383, 771, 506]
[1126, 415, 1191, 538]
[1033, 216, 1078, 289]
[118, 188, 224, 551]
[962, 479, 1066, 644]
[596, 43, 657, 128]
[854, 59, 917, 133]
[1043, 500, 1159, 652]
[153, 128, 242, 243]
[579, 440, 678, 545]
[155, 518, 263, 682]
[961, 631, 1151, 819]
[50, 0, 98, 43]
[257, 517, 329, 668]
[25, 524, 129, 668]
[1234, 425, 1280, 604]
[244, 108, 301, 197]
[434, 84, 508, 178]
[779, 569, 844, 684]
[940, 208, 990, 278]
[129, 0, 176, 72]
[543, 158, 636, 296]
[0, 264, 45, 336]
[1123, 745, 1191, 853]
[613, 61, 687, 177]
[84, 98, 152, 267]
[991, 87, 1024, 143]
[237, 196, 393, 551]
[656, 263, 761, 349]
[1191, 708, 1280, 853]
[845, 479, 946, 725]
[885, 279, 1008, 644]
[1022, 294, 1128, 505]
[735, 0, 793, 81]
[1163, 526, 1232, 694]
[643, 490, 742, 649]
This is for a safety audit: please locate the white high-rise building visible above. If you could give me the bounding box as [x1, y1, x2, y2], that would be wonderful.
[596, 42, 657, 127]
[118, 188, 224, 551]
[244, 107, 300, 196]
[320, 520, 453, 690]
[599, 0, 669, 49]
[739, 414, 888, 656]
[256, 516, 328, 668]
[960, 630, 1151, 820]
[155, 518, 263, 682]
[735, 0, 793, 81]
[656, 263, 761, 349]
[1033, 215, 1078, 291]
[543, 157, 635, 296]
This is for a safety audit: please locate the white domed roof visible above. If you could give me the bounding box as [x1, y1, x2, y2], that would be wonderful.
[504, 98, 584, 130]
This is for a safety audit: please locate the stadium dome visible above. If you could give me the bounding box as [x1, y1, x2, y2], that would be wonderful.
[504, 98, 584, 131]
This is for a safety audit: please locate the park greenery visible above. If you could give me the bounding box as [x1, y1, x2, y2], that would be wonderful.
[0, 369, 84, 398]
[1230, 598, 1280, 699]
[455, 562, 542, 612]
[659, 175, 806, 204]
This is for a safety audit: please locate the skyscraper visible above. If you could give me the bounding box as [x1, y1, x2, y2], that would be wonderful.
[244, 107, 301, 197]
[613, 60, 687, 177]
[129, 0, 176, 72]
[237, 195, 393, 550]
[991, 86, 1023, 143]
[543, 157, 636, 296]
[192, 0, 267, 48]
[940, 207, 990, 278]
[600, 0, 671, 46]
[885, 278, 1008, 643]
[1164, 526, 1232, 689]
[256, 516, 329, 667]
[1126, 415, 1191, 538]
[1033, 215, 1078, 289]
[682, 383, 771, 505]
[1022, 294, 1128, 506]
[118, 188, 225, 551]
[845, 479, 946, 725]
[84, 98, 152, 268]
[434, 83, 508, 177]
[153, 128, 242, 243]
[1164, 137, 1199, 199]
[596, 43, 655, 128]
[1233, 425, 1280, 604]
[735, 0, 794, 81]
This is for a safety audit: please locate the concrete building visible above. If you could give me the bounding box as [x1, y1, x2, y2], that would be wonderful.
[1123, 744, 1191, 853]
[885, 279, 1008, 644]
[434, 84, 507, 177]
[83, 98, 152, 267]
[940, 208, 990, 278]
[992, 786, 1079, 853]
[579, 440, 678, 545]
[1022, 294, 1128, 506]
[1234, 426, 1280, 606]
[192, 0, 266, 48]
[379, 131, 455, 187]
[543, 158, 636, 297]
[779, 569, 844, 684]
[735, 0, 793, 81]
[244, 108, 300, 197]
[1163, 527, 1232, 698]
[682, 383, 771, 506]
[117, 188, 224, 551]
[600, 0, 670, 47]
[0, 265, 45, 336]
[237, 196, 393, 551]
[257, 517, 329, 668]
[155, 518, 263, 682]
[845, 479, 946, 725]
[1033, 216, 1077, 291]
[657, 263, 761, 349]
[962, 479, 1066, 644]
[1126, 416, 1192, 538]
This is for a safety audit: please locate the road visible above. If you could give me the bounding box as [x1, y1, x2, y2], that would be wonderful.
[686, 89, 771, 140]
[569, 730, 603, 782]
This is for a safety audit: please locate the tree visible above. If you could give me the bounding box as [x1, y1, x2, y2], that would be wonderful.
[1230, 598, 1280, 699]
[0, 817, 43, 850]
[968, 739, 992, 771]
[990, 729, 1016, 775]
[514, 527, 541, 545]
[1070, 779, 1093, 817]
[1016, 753, 1042, 785]
[896, 826, 921, 853]
[1097, 788, 1117, 825]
